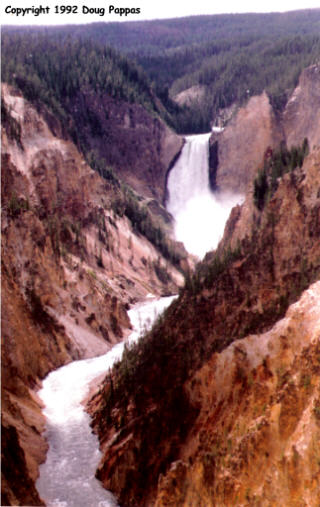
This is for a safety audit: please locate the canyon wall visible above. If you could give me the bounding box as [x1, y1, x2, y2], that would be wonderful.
[68, 90, 184, 202]
[209, 92, 283, 193]
[156, 280, 320, 506]
[283, 64, 320, 150]
[90, 140, 320, 505]
[1, 84, 186, 505]
[2, 60, 320, 507]
[209, 64, 320, 196]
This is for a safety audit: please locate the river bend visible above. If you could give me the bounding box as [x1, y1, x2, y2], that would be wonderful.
[36, 295, 176, 507]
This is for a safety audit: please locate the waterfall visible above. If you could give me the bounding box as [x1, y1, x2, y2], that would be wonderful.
[166, 133, 242, 258]
[36, 295, 176, 507]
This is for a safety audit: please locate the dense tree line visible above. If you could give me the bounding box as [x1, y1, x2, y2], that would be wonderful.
[10, 10, 317, 57]
[141, 33, 320, 132]
[171, 35, 320, 111]
[1, 32, 160, 125]
[2, 10, 320, 133]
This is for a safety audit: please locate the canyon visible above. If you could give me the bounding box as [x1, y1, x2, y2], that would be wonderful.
[89, 66, 320, 506]
[89, 144, 320, 506]
[1, 49, 320, 507]
[1, 84, 186, 505]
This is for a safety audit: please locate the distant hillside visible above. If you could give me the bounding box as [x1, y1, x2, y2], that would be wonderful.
[4, 9, 320, 132]
[6, 10, 320, 56]
[1, 32, 162, 129]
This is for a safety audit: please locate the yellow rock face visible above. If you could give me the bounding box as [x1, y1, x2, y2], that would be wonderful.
[156, 281, 320, 506]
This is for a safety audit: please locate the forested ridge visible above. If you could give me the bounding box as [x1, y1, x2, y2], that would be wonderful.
[1, 33, 161, 125]
[1, 32, 180, 174]
[2, 9, 320, 133]
[6, 10, 319, 56]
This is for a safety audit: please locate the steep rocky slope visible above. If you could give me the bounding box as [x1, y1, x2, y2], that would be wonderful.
[209, 92, 283, 193]
[156, 280, 320, 506]
[217, 65, 320, 256]
[283, 64, 320, 151]
[209, 64, 320, 196]
[174, 85, 207, 107]
[89, 140, 320, 505]
[1, 84, 186, 505]
[68, 90, 183, 202]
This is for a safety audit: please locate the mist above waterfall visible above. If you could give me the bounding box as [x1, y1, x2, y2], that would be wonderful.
[166, 133, 243, 258]
[173, 190, 243, 258]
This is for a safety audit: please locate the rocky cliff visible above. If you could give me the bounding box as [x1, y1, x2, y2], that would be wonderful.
[283, 64, 320, 151]
[89, 137, 320, 505]
[156, 280, 320, 506]
[209, 64, 320, 196]
[67, 90, 184, 203]
[209, 92, 283, 194]
[1, 84, 186, 505]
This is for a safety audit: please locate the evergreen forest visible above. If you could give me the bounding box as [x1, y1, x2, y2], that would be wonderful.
[2, 9, 320, 134]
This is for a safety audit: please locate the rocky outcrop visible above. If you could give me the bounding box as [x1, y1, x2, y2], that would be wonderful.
[174, 85, 207, 107]
[283, 64, 320, 150]
[156, 281, 320, 506]
[89, 145, 320, 505]
[209, 92, 283, 193]
[210, 64, 320, 195]
[1, 84, 186, 505]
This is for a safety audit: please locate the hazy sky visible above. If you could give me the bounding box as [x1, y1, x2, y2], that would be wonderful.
[2, 0, 320, 25]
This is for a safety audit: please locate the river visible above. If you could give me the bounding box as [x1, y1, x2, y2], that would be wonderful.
[36, 295, 177, 507]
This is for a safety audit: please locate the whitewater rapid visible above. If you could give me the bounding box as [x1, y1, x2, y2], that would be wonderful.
[36, 295, 176, 507]
[166, 133, 242, 258]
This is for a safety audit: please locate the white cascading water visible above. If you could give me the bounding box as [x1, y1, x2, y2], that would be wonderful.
[36, 295, 176, 507]
[166, 133, 243, 258]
